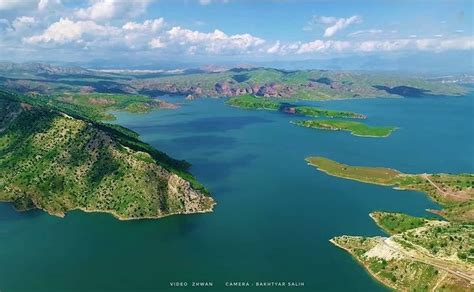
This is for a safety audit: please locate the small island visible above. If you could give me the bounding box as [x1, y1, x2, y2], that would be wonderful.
[227, 94, 366, 118]
[293, 106, 366, 119]
[293, 120, 396, 137]
[306, 156, 474, 222]
[331, 212, 474, 291]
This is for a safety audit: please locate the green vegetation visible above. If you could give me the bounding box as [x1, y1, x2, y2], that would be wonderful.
[306, 156, 400, 184]
[331, 213, 474, 291]
[0, 90, 214, 219]
[293, 120, 396, 137]
[0, 89, 167, 121]
[51, 92, 162, 120]
[226, 94, 280, 110]
[294, 106, 366, 119]
[126, 67, 468, 100]
[226, 94, 366, 120]
[370, 211, 427, 234]
[306, 156, 474, 222]
[1, 64, 466, 102]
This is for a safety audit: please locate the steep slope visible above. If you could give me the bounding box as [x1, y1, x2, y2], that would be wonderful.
[0, 94, 215, 220]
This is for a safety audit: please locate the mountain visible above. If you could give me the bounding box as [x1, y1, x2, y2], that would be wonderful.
[0, 62, 92, 76]
[0, 90, 215, 220]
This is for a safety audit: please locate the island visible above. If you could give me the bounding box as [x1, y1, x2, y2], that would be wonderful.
[227, 94, 366, 119]
[305, 156, 474, 222]
[293, 120, 396, 137]
[293, 106, 366, 119]
[331, 212, 474, 291]
[0, 89, 215, 220]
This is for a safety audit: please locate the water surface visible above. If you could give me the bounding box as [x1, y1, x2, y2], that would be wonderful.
[0, 93, 472, 291]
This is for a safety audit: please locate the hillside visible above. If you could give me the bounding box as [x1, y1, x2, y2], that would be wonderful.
[0, 63, 467, 100]
[0, 92, 215, 220]
[331, 212, 474, 291]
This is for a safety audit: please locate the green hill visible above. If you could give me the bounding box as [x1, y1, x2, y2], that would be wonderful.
[0, 91, 215, 220]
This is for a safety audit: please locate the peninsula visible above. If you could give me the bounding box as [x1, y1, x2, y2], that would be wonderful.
[331, 212, 474, 291]
[0, 90, 215, 220]
[306, 156, 474, 290]
[306, 156, 474, 222]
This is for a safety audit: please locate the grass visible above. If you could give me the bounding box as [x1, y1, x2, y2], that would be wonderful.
[305, 156, 400, 185]
[370, 211, 427, 235]
[306, 156, 474, 223]
[294, 106, 366, 119]
[293, 119, 396, 137]
[226, 94, 280, 110]
[226, 94, 367, 120]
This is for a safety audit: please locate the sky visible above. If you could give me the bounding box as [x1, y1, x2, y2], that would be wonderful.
[0, 0, 473, 71]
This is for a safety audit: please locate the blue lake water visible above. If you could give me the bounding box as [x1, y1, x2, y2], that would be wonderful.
[0, 93, 472, 291]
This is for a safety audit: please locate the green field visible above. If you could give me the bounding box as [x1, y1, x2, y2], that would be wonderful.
[293, 119, 396, 137]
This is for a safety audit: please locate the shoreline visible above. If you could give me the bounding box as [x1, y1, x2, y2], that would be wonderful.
[329, 238, 397, 290]
[305, 160, 399, 187]
[0, 198, 216, 221]
[292, 122, 395, 138]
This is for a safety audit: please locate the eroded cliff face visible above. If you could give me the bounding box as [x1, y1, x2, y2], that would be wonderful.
[137, 80, 297, 98]
[167, 174, 215, 215]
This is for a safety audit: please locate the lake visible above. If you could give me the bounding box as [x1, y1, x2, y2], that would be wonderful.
[0, 93, 472, 291]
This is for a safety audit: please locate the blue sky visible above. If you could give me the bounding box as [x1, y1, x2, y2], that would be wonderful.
[0, 0, 472, 69]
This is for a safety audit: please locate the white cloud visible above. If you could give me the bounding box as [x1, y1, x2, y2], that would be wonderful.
[323, 15, 361, 37]
[75, 0, 151, 21]
[348, 29, 383, 37]
[149, 37, 166, 48]
[297, 40, 350, 54]
[266, 41, 281, 54]
[123, 18, 165, 32]
[304, 15, 361, 37]
[12, 16, 36, 30]
[0, 0, 37, 10]
[38, 0, 61, 11]
[357, 39, 411, 52]
[0, 0, 60, 11]
[415, 37, 474, 51]
[24, 17, 118, 45]
[166, 26, 265, 54]
[266, 37, 474, 55]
